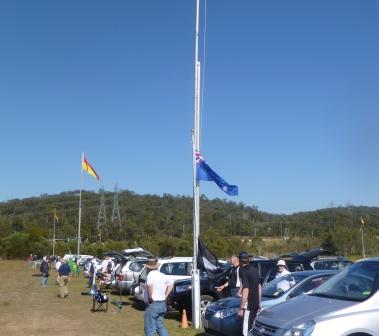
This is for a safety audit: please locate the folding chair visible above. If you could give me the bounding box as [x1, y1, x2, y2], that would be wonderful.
[91, 286, 109, 312]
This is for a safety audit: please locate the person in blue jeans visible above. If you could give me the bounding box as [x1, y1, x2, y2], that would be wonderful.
[143, 259, 173, 336]
[40, 256, 50, 288]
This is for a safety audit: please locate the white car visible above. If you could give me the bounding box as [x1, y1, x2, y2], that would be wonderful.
[134, 257, 193, 302]
[250, 257, 379, 336]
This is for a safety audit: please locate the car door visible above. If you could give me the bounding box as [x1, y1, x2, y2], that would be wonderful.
[287, 273, 335, 299]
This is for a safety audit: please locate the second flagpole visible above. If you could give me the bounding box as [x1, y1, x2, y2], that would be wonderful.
[77, 153, 84, 256]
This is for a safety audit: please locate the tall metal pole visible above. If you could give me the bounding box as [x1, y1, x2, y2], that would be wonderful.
[53, 209, 57, 258]
[77, 153, 84, 256]
[361, 226, 366, 258]
[192, 0, 201, 329]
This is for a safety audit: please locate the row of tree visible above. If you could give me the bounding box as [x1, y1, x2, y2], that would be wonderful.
[0, 190, 378, 259]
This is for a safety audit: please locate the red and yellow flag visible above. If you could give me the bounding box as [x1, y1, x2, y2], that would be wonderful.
[82, 155, 100, 181]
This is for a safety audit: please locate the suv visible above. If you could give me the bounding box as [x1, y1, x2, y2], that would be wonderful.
[133, 257, 193, 302]
[113, 257, 147, 294]
[170, 256, 314, 318]
[310, 256, 352, 271]
[250, 258, 379, 336]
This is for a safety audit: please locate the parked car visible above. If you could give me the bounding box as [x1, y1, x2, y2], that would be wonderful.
[250, 257, 379, 336]
[203, 270, 336, 336]
[170, 255, 316, 320]
[113, 257, 148, 294]
[133, 257, 193, 302]
[310, 256, 353, 271]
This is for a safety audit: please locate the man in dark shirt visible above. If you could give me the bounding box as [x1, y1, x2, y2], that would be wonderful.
[58, 258, 71, 298]
[237, 251, 261, 336]
[215, 255, 240, 296]
[40, 256, 50, 288]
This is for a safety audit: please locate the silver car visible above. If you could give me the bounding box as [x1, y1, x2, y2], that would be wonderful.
[113, 258, 147, 294]
[250, 258, 379, 336]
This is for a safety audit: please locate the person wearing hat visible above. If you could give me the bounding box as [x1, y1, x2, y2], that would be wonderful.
[40, 256, 50, 288]
[237, 251, 261, 336]
[275, 259, 290, 278]
[57, 257, 71, 298]
[143, 258, 173, 336]
[216, 255, 240, 297]
[275, 259, 293, 292]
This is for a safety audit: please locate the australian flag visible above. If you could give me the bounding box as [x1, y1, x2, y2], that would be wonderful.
[195, 151, 238, 196]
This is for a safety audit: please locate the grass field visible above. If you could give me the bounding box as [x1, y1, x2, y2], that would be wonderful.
[0, 260, 204, 336]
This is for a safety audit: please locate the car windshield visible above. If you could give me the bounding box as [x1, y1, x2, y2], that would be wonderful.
[311, 261, 379, 302]
[262, 273, 307, 298]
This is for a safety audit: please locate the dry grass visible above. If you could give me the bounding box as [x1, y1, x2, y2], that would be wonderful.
[0, 260, 204, 336]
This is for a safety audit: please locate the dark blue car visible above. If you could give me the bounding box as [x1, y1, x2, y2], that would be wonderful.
[203, 270, 337, 336]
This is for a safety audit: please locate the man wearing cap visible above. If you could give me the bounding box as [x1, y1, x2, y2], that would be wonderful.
[143, 258, 173, 336]
[237, 251, 261, 336]
[58, 257, 71, 299]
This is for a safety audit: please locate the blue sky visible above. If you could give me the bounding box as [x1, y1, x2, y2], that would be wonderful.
[1, 0, 378, 214]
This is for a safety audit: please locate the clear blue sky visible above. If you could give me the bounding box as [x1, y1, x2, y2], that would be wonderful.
[1, 0, 378, 214]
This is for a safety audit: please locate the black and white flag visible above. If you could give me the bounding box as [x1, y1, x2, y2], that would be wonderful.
[197, 238, 224, 281]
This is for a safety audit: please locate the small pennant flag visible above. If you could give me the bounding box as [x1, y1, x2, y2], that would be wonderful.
[82, 155, 100, 181]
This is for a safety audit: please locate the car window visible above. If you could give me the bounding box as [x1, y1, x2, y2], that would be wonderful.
[287, 263, 304, 272]
[139, 267, 147, 283]
[160, 262, 189, 276]
[289, 274, 334, 298]
[262, 273, 307, 298]
[314, 260, 352, 271]
[129, 261, 145, 272]
[312, 261, 379, 302]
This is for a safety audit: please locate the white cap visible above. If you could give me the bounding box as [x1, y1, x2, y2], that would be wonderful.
[277, 259, 286, 266]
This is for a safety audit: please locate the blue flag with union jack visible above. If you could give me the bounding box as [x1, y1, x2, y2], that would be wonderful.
[195, 151, 238, 196]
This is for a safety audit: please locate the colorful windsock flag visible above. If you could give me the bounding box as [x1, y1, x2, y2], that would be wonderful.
[82, 155, 100, 181]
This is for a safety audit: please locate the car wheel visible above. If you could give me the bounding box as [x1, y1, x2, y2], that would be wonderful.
[200, 295, 214, 316]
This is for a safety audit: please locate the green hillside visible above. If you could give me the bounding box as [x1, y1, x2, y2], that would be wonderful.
[1, 190, 378, 259]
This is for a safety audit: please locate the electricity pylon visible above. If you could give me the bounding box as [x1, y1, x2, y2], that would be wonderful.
[112, 183, 121, 228]
[97, 187, 107, 231]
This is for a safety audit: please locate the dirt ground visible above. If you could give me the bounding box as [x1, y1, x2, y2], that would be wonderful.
[0, 260, 203, 336]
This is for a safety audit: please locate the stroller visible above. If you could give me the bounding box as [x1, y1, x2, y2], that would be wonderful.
[91, 285, 109, 312]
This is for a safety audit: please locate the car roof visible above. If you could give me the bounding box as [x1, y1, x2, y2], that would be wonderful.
[279, 270, 338, 276]
[158, 257, 193, 263]
[357, 257, 379, 262]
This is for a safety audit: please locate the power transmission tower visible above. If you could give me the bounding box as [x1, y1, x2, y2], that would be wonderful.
[112, 183, 121, 228]
[97, 187, 107, 232]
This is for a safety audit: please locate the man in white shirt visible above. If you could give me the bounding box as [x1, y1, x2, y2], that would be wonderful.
[143, 258, 173, 336]
[275, 259, 292, 292]
[55, 257, 62, 285]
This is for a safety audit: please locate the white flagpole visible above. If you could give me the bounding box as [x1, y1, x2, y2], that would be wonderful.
[192, 0, 202, 329]
[77, 153, 84, 256]
[53, 209, 56, 258]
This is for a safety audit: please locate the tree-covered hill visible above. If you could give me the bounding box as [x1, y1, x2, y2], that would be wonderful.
[1, 190, 378, 259]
